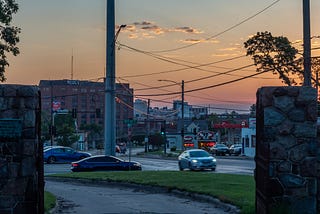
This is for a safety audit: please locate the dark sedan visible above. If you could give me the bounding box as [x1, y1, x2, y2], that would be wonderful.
[71, 155, 142, 172]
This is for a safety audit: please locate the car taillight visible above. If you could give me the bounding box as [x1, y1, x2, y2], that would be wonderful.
[72, 163, 79, 167]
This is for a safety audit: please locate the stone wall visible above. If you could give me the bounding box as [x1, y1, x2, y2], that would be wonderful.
[0, 85, 43, 214]
[255, 86, 318, 214]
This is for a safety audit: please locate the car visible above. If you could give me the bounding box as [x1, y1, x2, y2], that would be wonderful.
[229, 144, 242, 156]
[210, 144, 229, 156]
[178, 149, 216, 171]
[44, 146, 91, 164]
[71, 155, 142, 172]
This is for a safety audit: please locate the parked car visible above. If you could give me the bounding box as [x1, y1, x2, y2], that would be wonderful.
[229, 144, 242, 156]
[71, 155, 142, 172]
[210, 144, 229, 156]
[178, 149, 216, 171]
[44, 146, 91, 164]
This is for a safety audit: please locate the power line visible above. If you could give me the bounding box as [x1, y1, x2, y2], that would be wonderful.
[136, 70, 267, 97]
[120, 0, 280, 53]
[119, 43, 247, 78]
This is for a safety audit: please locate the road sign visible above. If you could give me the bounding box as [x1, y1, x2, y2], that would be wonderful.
[124, 119, 137, 125]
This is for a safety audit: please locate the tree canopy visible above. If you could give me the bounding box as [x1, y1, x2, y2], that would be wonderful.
[0, 0, 20, 82]
[244, 31, 301, 86]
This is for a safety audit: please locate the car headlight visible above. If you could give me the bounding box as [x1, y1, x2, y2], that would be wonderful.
[212, 158, 217, 162]
[191, 159, 198, 163]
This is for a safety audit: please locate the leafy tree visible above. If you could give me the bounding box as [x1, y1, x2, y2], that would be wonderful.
[149, 133, 165, 150]
[244, 31, 300, 86]
[296, 57, 320, 88]
[80, 123, 103, 148]
[54, 113, 79, 147]
[249, 104, 256, 118]
[0, 0, 20, 82]
[40, 111, 51, 142]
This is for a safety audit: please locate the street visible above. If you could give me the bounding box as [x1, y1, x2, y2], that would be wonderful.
[44, 156, 255, 175]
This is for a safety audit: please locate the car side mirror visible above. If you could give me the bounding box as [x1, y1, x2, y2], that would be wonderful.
[185, 155, 189, 158]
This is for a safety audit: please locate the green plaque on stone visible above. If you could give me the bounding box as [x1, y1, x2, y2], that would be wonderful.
[0, 119, 22, 139]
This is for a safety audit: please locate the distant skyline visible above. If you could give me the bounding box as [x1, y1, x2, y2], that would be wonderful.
[6, 0, 320, 112]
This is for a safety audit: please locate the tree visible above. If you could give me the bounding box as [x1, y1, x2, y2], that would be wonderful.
[54, 113, 79, 147]
[0, 0, 20, 82]
[249, 104, 256, 118]
[80, 123, 103, 149]
[244, 31, 301, 86]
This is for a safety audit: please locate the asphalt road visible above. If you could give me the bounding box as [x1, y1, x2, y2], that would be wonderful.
[45, 179, 238, 214]
[44, 156, 255, 175]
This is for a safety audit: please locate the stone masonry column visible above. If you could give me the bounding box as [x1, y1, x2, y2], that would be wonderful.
[0, 85, 43, 214]
[255, 86, 318, 214]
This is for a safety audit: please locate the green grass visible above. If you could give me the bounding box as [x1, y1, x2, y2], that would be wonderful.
[49, 171, 255, 214]
[44, 191, 56, 213]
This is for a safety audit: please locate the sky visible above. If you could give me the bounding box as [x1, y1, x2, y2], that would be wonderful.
[5, 0, 320, 112]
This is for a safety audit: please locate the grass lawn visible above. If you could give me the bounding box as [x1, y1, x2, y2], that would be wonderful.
[44, 191, 56, 213]
[49, 171, 255, 214]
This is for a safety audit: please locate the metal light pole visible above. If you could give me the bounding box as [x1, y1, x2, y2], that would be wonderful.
[158, 79, 185, 148]
[105, 0, 116, 155]
[105, 1, 126, 156]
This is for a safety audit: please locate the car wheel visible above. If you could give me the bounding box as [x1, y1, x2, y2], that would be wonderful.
[47, 156, 56, 164]
[211, 167, 216, 171]
[179, 162, 183, 171]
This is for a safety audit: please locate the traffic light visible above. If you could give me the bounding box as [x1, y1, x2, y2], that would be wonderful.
[72, 108, 77, 118]
[160, 126, 165, 135]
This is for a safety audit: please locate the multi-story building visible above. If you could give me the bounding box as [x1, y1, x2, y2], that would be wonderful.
[39, 79, 133, 141]
[134, 99, 148, 119]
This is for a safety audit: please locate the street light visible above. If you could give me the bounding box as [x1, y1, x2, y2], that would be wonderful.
[158, 79, 185, 148]
[105, 1, 126, 156]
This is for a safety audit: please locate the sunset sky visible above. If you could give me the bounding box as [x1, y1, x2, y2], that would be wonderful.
[6, 0, 320, 112]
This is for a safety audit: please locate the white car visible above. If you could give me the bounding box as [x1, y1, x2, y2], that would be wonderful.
[178, 149, 216, 171]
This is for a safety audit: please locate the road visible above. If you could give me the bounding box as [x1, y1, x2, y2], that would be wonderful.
[45, 180, 237, 214]
[44, 156, 255, 175]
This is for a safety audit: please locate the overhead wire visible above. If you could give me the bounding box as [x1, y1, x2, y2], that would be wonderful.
[120, 0, 281, 53]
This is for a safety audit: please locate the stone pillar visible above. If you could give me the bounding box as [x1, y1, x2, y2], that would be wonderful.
[255, 86, 318, 214]
[0, 85, 43, 214]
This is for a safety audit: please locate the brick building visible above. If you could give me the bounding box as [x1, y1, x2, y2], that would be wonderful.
[39, 79, 134, 141]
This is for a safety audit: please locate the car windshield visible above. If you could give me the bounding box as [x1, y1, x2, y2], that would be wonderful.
[189, 150, 210, 157]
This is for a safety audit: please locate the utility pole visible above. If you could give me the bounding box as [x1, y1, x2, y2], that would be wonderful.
[181, 80, 185, 148]
[158, 79, 185, 148]
[105, 0, 116, 156]
[145, 99, 150, 152]
[50, 82, 54, 146]
[303, 0, 311, 86]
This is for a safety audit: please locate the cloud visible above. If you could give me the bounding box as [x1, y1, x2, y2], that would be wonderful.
[120, 21, 204, 39]
[171, 27, 203, 34]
